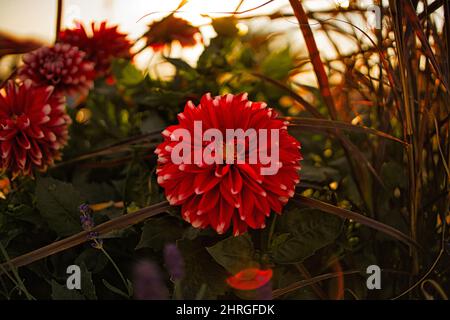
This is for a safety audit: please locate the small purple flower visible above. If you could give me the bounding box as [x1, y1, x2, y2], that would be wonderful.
[79, 203, 91, 214]
[88, 231, 99, 240]
[163, 243, 185, 281]
[79, 203, 102, 249]
[80, 215, 95, 230]
[133, 260, 169, 300]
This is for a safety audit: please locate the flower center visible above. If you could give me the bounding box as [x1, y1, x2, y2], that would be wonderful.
[43, 54, 65, 75]
[222, 142, 237, 162]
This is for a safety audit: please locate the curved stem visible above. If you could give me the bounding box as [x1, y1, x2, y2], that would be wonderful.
[100, 246, 132, 297]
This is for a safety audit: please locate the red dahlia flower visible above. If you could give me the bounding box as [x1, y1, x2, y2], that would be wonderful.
[59, 21, 132, 76]
[144, 15, 202, 51]
[155, 93, 302, 236]
[0, 80, 71, 177]
[19, 43, 95, 96]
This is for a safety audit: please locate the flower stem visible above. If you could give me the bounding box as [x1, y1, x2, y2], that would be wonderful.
[55, 0, 63, 43]
[0, 244, 35, 300]
[173, 279, 183, 300]
[99, 245, 132, 298]
[267, 215, 277, 247]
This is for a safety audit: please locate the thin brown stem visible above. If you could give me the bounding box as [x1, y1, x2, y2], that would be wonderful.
[55, 0, 63, 43]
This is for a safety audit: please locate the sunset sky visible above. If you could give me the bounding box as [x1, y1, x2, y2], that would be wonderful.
[0, 0, 380, 80]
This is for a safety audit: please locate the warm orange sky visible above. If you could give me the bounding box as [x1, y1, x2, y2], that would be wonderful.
[0, 0, 380, 82]
[0, 0, 354, 41]
[0, 0, 295, 41]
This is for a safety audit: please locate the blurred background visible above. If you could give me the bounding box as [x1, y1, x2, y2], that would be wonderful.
[0, 0, 379, 79]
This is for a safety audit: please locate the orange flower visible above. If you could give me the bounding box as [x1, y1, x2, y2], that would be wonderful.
[226, 268, 273, 291]
[0, 176, 10, 199]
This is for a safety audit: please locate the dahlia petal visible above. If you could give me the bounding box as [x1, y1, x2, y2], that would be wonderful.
[230, 167, 243, 194]
[193, 170, 220, 194]
[238, 187, 254, 221]
[232, 214, 248, 236]
[237, 163, 262, 183]
[253, 194, 270, 217]
[0, 129, 17, 141]
[176, 174, 196, 201]
[265, 193, 283, 214]
[242, 176, 267, 197]
[215, 164, 229, 178]
[1, 140, 12, 158]
[16, 133, 31, 150]
[198, 187, 220, 213]
[217, 197, 234, 234]
[190, 206, 210, 228]
[220, 176, 238, 207]
[14, 145, 27, 169]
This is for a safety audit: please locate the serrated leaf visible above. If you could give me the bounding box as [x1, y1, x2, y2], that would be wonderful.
[273, 209, 342, 264]
[36, 177, 83, 237]
[206, 234, 257, 274]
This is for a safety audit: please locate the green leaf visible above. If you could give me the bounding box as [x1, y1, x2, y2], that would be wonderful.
[80, 262, 97, 300]
[113, 60, 144, 86]
[5, 204, 43, 225]
[300, 164, 340, 183]
[206, 234, 257, 274]
[102, 279, 129, 299]
[270, 233, 290, 251]
[36, 177, 83, 237]
[178, 239, 227, 299]
[272, 208, 342, 264]
[51, 280, 85, 300]
[164, 57, 195, 72]
[136, 216, 184, 251]
[261, 47, 293, 80]
[75, 248, 108, 274]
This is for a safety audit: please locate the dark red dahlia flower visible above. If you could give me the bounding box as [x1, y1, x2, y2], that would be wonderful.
[0, 80, 71, 177]
[59, 21, 132, 76]
[144, 15, 202, 51]
[155, 93, 302, 236]
[19, 43, 95, 96]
